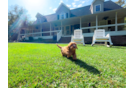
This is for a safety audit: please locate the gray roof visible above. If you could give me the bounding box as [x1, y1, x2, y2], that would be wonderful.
[44, 14, 57, 22]
[35, 1, 122, 23]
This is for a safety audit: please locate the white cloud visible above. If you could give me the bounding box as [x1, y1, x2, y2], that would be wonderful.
[72, 2, 75, 5]
[67, 4, 71, 8]
[53, 8, 57, 12]
[70, 8, 74, 10]
[82, 1, 85, 3]
[59, 0, 63, 5]
[49, 12, 53, 14]
[78, 4, 82, 7]
[74, 0, 79, 1]
[72, 2, 77, 7]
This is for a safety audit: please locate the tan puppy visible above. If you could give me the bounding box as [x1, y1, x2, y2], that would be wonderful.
[57, 42, 78, 60]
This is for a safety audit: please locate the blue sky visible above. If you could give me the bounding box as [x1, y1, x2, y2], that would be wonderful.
[8, 0, 118, 21]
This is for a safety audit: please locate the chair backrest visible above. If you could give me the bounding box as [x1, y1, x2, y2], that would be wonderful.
[94, 29, 105, 38]
[74, 29, 82, 38]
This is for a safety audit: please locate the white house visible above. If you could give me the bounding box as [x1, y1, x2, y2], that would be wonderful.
[18, 0, 126, 45]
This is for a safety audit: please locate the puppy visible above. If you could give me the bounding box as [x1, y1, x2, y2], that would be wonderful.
[57, 42, 78, 60]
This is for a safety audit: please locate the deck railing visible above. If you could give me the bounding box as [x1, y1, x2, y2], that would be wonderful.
[57, 30, 62, 42]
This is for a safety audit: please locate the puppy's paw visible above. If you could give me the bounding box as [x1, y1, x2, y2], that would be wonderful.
[67, 55, 71, 58]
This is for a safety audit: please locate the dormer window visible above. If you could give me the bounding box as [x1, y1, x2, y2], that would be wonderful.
[57, 13, 68, 20]
[95, 4, 101, 12]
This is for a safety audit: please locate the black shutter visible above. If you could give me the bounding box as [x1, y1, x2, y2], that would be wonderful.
[89, 23, 90, 27]
[57, 15, 59, 20]
[66, 13, 68, 18]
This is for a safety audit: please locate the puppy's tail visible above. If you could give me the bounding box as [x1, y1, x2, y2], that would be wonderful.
[56, 43, 62, 49]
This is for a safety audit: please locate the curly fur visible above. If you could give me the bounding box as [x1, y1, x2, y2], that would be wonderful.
[57, 42, 78, 60]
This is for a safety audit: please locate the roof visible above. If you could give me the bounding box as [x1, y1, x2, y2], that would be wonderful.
[104, 1, 122, 11]
[44, 14, 57, 22]
[34, 1, 122, 23]
[70, 1, 122, 17]
[56, 3, 70, 13]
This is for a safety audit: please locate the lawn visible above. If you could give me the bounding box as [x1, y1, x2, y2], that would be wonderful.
[8, 43, 126, 88]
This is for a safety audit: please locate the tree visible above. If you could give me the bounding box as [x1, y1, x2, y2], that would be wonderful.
[8, 5, 29, 41]
[115, 0, 126, 8]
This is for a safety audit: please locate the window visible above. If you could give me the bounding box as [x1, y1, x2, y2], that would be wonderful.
[58, 13, 69, 20]
[99, 20, 107, 26]
[96, 4, 100, 12]
[91, 22, 96, 26]
[36, 26, 38, 29]
[66, 26, 70, 35]
[59, 13, 65, 19]
[55, 27, 59, 30]
[61, 14, 64, 19]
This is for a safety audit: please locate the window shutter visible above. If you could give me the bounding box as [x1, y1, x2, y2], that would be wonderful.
[66, 13, 68, 18]
[57, 15, 59, 20]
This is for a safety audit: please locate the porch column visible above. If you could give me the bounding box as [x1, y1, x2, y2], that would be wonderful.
[69, 25, 71, 35]
[61, 21, 62, 30]
[64, 26, 66, 35]
[96, 15, 98, 30]
[40, 24, 42, 36]
[17, 28, 21, 41]
[80, 18, 82, 29]
[115, 12, 117, 31]
[61, 21, 62, 35]
[50, 23, 52, 36]
[32, 26, 33, 37]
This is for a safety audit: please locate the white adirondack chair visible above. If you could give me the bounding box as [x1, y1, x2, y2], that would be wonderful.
[91, 29, 113, 47]
[71, 29, 85, 45]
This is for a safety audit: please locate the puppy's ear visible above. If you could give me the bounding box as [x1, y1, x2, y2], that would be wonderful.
[67, 42, 71, 50]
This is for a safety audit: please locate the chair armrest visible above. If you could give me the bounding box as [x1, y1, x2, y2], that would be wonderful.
[82, 35, 84, 38]
[71, 35, 74, 38]
[106, 34, 110, 37]
[92, 34, 95, 39]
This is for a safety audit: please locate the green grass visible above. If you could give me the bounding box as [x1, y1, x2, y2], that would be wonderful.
[8, 43, 126, 88]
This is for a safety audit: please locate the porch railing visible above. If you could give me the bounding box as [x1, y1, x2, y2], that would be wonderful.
[19, 30, 60, 40]
[19, 22, 126, 41]
[57, 30, 62, 42]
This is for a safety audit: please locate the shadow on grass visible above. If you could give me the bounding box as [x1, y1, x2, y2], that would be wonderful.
[110, 46, 126, 49]
[67, 57, 100, 74]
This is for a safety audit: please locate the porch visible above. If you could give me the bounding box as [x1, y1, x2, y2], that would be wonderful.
[19, 8, 126, 42]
